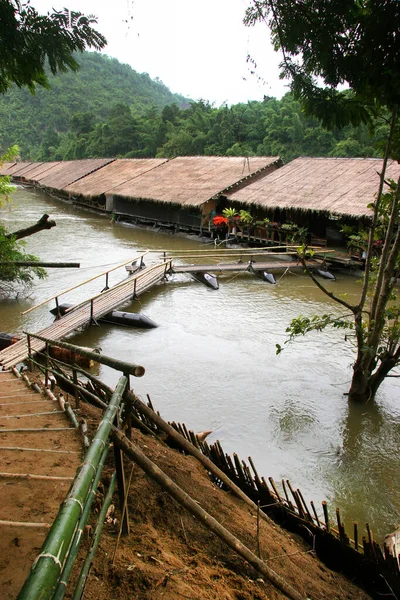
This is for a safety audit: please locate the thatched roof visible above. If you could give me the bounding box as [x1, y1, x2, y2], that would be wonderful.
[64, 158, 168, 198]
[225, 157, 400, 218]
[0, 162, 35, 176]
[33, 159, 115, 189]
[108, 156, 281, 208]
[18, 162, 62, 181]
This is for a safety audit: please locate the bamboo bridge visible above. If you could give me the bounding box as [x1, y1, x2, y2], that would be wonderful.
[0, 247, 333, 370]
[0, 252, 170, 370]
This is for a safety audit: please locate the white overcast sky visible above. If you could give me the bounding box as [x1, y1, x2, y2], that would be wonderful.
[32, 0, 290, 106]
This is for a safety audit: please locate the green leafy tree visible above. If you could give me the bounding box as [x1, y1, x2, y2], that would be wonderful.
[0, 146, 46, 295]
[0, 1, 106, 93]
[0, 145, 18, 205]
[0, 1, 107, 292]
[0, 226, 46, 297]
[246, 0, 400, 402]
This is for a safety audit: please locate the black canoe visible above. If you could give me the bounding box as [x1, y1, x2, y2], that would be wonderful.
[50, 303, 158, 329]
[248, 262, 276, 284]
[192, 272, 219, 290]
[315, 268, 336, 281]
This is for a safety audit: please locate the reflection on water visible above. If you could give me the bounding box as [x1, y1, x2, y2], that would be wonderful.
[1, 187, 400, 540]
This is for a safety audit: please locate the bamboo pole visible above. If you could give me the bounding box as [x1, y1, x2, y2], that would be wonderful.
[0, 446, 79, 454]
[21, 252, 149, 315]
[93, 383, 276, 526]
[72, 472, 117, 600]
[58, 259, 169, 315]
[3, 427, 75, 432]
[52, 444, 111, 600]
[18, 376, 127, 600]
[0, 520, 51, 528]
[322, 501, 330, 532]
[163, 246, 332, 254]
[0, 472, 73, 481]
[112, 430, 306, 600]
[0, 410, 64, 419]
[23, 334, 145, 377]
[1, 262, 80, 268]
[0, 400, 51, 406]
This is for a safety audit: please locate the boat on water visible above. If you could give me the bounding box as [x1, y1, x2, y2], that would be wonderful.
[314, 268, 336, 281]
[192, 272, 219, 290]
[50, 304, 158, 329]
[247, 262, 276, 284]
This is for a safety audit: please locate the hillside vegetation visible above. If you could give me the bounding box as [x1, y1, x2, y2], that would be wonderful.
[0, 52, 388, 162]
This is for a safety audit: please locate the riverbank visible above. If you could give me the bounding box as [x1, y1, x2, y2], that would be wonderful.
[59, 384, 373, 600]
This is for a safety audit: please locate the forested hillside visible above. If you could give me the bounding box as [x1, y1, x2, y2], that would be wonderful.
[0, 52, 189, 159]
[0, 52, 387, 162]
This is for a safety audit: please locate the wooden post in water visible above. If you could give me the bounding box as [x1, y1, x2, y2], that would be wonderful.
[27, 334, 32, 372]
[322, 501, 330, 532]
[354, 522, 359, 551]
[71, 352, 80, 410]
[45, 342, 49, 388]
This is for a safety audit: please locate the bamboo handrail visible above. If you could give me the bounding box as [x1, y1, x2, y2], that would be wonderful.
[24, 333, 146, 377]
[167, 252, 333, 261]
[62, 259, 171, 316]
[52, 444, 111, 600]
[18, 376, 127, 600]
[162, 245, 334, 254]
[21, 251, 149, 315]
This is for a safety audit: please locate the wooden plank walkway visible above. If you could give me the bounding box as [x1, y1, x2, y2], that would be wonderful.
[172, 259, 320, 274]
[0, 370, 83, 599]
[0, 261, 170, 370]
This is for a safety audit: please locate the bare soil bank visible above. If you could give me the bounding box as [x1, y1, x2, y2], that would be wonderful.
[70, 401, 372, 600]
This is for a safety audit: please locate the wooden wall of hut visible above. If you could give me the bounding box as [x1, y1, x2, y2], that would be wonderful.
[112, 196, 203, 230]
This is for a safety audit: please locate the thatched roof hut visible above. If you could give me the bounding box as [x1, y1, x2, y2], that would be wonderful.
[33, 159, 114, 190]
[16, 162, 61, 181]
[0, 162, 35, 176]
[225, 157, 400, 218]
[108, 156, 281, 207]
[64, 158, 168, 198]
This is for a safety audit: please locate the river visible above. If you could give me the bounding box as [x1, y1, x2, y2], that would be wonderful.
[2, 186, 400, 541]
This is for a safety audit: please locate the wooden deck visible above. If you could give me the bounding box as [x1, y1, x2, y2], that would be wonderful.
[0, 261, 170, 370]
[0, 370, 83, 598]
[172, 259, 320, 274]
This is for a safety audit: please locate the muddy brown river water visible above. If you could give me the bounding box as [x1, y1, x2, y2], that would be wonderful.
[2, 186, 400, 541]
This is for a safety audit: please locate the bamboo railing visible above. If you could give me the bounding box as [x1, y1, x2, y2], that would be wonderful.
[15, 337, 400, 600]
[0, 259, 170, 369]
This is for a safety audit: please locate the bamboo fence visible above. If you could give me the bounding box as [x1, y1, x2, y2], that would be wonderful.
[13, 338, 400, 600]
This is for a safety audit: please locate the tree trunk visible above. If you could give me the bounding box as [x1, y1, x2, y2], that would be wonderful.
[348, 354, 397, 403]
[5, 213, 56, 240]
[369, 356, 397, 399]
[348, 362, 372, 403]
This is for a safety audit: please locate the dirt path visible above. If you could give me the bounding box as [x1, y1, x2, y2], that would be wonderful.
[0, 370, 83, 599]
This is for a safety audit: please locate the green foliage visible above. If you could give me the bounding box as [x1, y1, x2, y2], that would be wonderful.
[0, 2, 106, 94]
[239, 210, 254, 224]
[0, 144, 18, 206]
[0, 52, 386, 161]
[246, 0, 400, 401]
[276, 314, 353, 355]
[0, 227, 46, 296]
[245, 1, 400, 128]
[222, 207, 238, 219]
